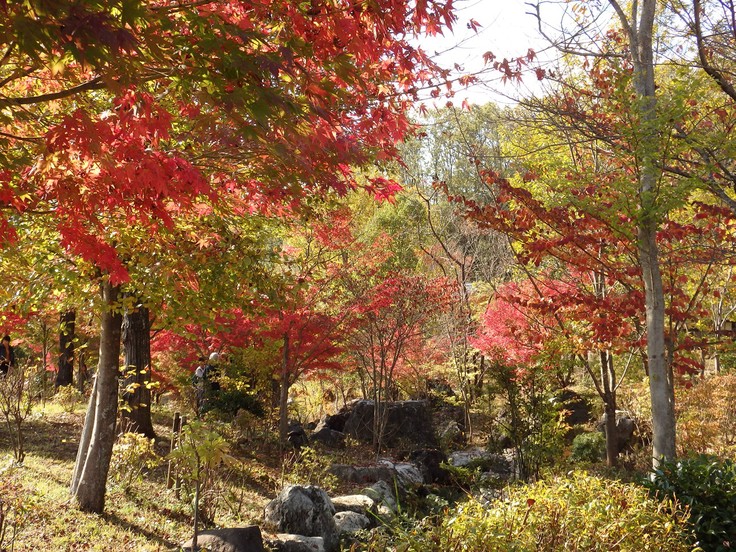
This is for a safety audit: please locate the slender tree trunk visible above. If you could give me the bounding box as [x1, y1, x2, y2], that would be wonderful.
[70, 280, 123, 513]
[592, 270, 619, 466]
[121, 303, 155, 438]
[71, 375, 98, 493]
[611, 0, 676, 465]
[640, 225, 676, 462]
[56, 310, 76, 388]
[279, 332, 290, 450]
[372, 357, 384, 455]
[600, 351, 619, 466]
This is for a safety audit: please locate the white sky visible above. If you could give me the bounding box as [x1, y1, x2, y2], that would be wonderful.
[416, 0, 570, 105]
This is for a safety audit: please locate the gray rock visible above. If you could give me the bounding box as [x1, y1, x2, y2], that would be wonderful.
[378, 460, 423, 487]
[310, 423, 345, 448]
[328, 464, 395, 484]
[265, 534, 324, 552]
[264, 486, 338, 552]
[340, 400, 436, 446]
[334, 511, 371, 535]
[180, 526, 264, 552]
[363, 480, 398, 513]
[449, 447, 490, 467]
[331, 494, 377, 516]
[599, 410, 636, 453]
[327, 464, 358, 483]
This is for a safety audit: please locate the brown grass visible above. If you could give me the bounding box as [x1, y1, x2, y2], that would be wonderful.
[0, 403, 280, 551]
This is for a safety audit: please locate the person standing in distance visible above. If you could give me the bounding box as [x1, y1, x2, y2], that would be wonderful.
[0, 335, 15, 376]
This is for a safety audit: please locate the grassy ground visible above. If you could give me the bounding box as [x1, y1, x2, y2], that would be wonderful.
[0, 401, 281, 552]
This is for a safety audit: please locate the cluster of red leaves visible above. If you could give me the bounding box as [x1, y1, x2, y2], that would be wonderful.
[2, 0, 458, 282]
[459, 171, 736, 376]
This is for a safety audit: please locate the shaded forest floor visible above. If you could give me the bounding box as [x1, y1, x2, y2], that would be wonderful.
[0, 403, 287, 551]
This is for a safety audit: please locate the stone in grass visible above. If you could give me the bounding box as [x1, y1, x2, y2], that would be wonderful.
[331, 494, 377, 516]
[334, 511, 371, 535]
[362, 480, 398, 513]
[264, 534, 325, 552]
[180, 526, 264, 552]
[264, 485, 338, 552]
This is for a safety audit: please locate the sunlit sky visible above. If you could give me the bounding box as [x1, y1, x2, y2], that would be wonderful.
[417, 0, 570, 105]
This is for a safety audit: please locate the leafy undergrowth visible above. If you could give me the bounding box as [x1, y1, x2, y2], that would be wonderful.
[0, 404, 279, 552]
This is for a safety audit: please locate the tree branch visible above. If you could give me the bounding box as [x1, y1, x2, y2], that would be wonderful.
[0, 77, 105, 107]
[693, 0, 736, 102]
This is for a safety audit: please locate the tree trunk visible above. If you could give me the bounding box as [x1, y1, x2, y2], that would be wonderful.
[640, 224, 676, 462]
[121, 303, 155, 438]
[70, 280, 123, 513]
[56, 310, 76, 388]
[600, 351, 619, 466]
[612, 0, 676, 465]
[279, 332, 290, 451]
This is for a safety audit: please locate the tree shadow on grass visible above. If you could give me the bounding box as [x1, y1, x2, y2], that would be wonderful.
[103, 511, 181, 550]
[0, 416, 81, 462]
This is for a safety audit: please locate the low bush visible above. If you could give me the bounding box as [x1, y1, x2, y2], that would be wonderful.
[570, 431, 606, 464]
[53, 384, 84, 414]
[0, 364, 35, 463]
[0, 465, 40, 550]
[676, 373, 736, 457]
[644, 455, 736, 552]
[424, 471, 692, 551]
[281, 446, 339, 492]
[109, 432, 161, 492]
[201, 389, 263, 419]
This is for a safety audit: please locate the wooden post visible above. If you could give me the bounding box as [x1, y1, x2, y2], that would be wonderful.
[166, 412, 181, 489]
[176, 415, 187, 497]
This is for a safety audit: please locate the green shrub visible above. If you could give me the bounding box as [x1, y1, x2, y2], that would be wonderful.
[644, 455, 736, 552]
[167, 421, 236, 528]
[571, 431, 606, 464]
[109, 432, 161, 492]
[281, 447, 339, 492]
[53, 385, 84, 413]
[427, 471, 692, 551]
[201, 388, 263, 419]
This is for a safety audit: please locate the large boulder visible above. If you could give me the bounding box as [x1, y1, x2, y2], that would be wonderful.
[338, 399, 436, 447]
[180, 526, 264, 552]
[310, 422, 345, 448]
[264, 486, 338, 552]
[409, 448, 450, 484]
[598, 410, 636, 453]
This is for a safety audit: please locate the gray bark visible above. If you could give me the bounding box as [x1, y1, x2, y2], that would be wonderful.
[600, 351, 619, 466]
[611, 0, 676, 463]
[70, 280, 123, 512]
[279, 332, 290, 450]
